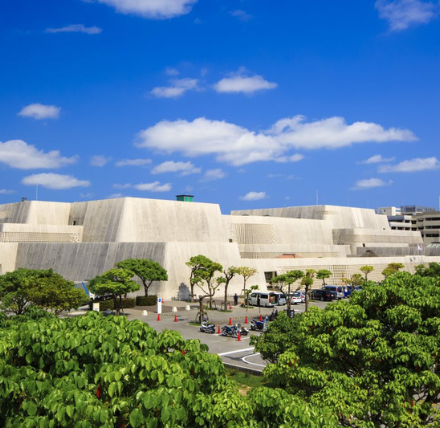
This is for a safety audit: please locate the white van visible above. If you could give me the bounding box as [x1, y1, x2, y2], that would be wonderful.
[271, 291, 287, 306]
[247, 292, 280, 307]
[322, 285, 344, 299]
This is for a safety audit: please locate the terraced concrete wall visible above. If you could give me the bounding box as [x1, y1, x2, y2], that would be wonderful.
[0, 201, 71, 225]
[0, 243, 18, 274]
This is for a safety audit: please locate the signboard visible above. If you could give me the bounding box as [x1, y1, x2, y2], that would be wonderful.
[92, 302, 100, 312]
[157, 297, 162, 314]
[418, 244, 424, 251]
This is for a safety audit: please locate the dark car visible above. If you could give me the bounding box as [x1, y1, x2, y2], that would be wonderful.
[310, 289, 335, 301]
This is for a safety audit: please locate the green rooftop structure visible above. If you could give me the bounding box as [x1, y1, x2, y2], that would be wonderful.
[176, 194, 194, 202]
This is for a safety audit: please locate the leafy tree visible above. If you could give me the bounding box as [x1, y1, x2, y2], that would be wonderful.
[254, 272, 440, 427]
[342, 273, 364, 287]
[0, 311, 335, 427]
[270, 270, 304, 311]
[116, 258, 168, 296]
[301, 269, 315, 312]
[0, 268, 87, 315]
[360, 265, 374, 284]
[237, 266, 258, 310]
[216, 266, 239, 310]
[382, 262, 405, 278]
[414, 262, 440, 277]
[316, 269, 332, 286]
[186, 255, 222, 309]
[243, 285, 259, 307]
[88, 268, 140, 315]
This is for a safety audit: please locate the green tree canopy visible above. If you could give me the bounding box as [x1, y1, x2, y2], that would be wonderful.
[360, 265, 374, 283]
[237, 266, 258, 310]
[216, 266, 239, 310]
[414, 262, 440, 277]
[88, 268, 140, 315]
[0, 268, 87, 315]
[382, 262, 405, 278]
[270, 270, 304, 311]
[116, 258, 168, 296]
[316, 269, 332, 286]
[253, 272, 440, 426]
[301, 269, 316, 311]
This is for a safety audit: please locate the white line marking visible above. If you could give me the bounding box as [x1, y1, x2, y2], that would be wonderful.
[241, 353, 266, 368]
[218, 347, 254, 356]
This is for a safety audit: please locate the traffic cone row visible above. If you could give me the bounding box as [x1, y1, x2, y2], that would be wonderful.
[245, 316, 248, 324]
[229, 318, 232, 325]
[237, 331, 241, 341]
[217, 325, 221, 334]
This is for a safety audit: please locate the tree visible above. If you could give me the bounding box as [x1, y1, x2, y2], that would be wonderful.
[301, 269, 315, 312]
[216, 266, 239, 311]
[270, 270, 304, 312]
[414, 262, 440, 277]
[254, 272, 440, 426]
[237, 266, 258, 310]
[360, 265, 374, 284]
[186, 255, 222, 310]
[316, 269, 332, 286]
[341, 273, 363, 287]
[88, 268, 140, 315]
[116, 258, 168, 296]
[382, 262, 405, 278]
[0, 268, 87, 315]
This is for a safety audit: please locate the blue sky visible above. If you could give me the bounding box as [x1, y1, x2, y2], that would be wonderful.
[1, 0, 440, 214]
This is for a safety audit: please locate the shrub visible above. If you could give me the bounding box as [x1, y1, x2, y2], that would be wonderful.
[136, 295, 157, 306]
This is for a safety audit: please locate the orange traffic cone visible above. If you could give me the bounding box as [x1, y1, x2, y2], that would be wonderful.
[245, 316, 248, 324]
[157, 314, 161, 321]
[260, 314, 263, 322]
[229, 318, 232, 326]
[174, 314, 178, 322]
[237, 331, 241, 341]
[217, 325, 221, 334]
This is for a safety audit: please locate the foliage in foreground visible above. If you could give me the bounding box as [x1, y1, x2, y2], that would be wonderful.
[0, 310, 336, 427]
[253, 273, 440, 427]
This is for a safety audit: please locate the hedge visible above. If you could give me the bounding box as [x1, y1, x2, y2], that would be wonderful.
[136, 295, 158, 306]
[97, 298, 136, 311]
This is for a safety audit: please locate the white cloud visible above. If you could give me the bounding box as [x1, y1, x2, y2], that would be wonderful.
[151, 78, 198, 98]
[107, 193, 124, 199]
[0, 140, 77, 169]
[240, 191, 266, 201]
[136, 116, 416, 166]
[115, 158, 152, 167]
[378, 157, 440, 172]
[79, 193, 94, 199]
[165, 67, 179, 76]
[18, 103, 61, 120]
[151, 160, 201, 175]
[375, 0, 438, 31]
[274, 154, 305, 163]
[113, 183, 132, 189]
[230, 10, 253, 21]
[91, 0, 197, 19]
[0, 189, 14, 194]
[22, 173, 90, 189]
[352, 178, 393, 190]
[358, 154, 396, 164]
[134, 181, 172, 192]
[214, 71, 277, 94]
[45, 24, 102, 34]
[90, 155, 111, 166]
[201, 168, 226, 181]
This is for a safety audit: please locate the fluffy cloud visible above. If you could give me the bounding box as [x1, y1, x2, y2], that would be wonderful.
[165, 67, 179, 76]
[45, 24, 102, 34]
[214, 72, 277, 94]
[151, 78, 198, 98]
[115, 158, 152, 167]
[0, 140, 77, 169]
[151, 161, 201, 175]
[358, 154, 395, 164]
[90, 155, 111, 166]
[113, 183, 132, 189]
[201, 168, 226, 181]
[133, 182, 172, 192]
[0, 189, 14, 194]
[18, 103, 61, 120]
[378, 157, 440, 172]
[352, 178, 393, 190]
[22, 173, 90, 189]
[136, 116, 415, 166]
[91, 0, 197, 19]
[240, 191, 266, 201]
[375, 0, 438, 31]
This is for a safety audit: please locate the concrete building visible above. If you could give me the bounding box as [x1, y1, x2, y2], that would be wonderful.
[1, 197, 440, 299]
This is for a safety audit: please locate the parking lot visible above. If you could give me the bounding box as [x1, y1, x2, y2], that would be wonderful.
[118, 299, 332, 373]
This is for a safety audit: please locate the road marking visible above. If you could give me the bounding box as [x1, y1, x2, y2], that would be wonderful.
[218, 347, 254, 356]
[242, 353, 266, 368]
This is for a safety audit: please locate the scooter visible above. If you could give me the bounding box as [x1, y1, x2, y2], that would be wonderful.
[200, 320, 216, 334]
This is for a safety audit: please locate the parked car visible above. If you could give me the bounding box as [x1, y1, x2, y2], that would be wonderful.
[246, 292, 279, 307]
[310, 289, 335, 301]
[271, 292, 287, 306]
[322, 285, 344, 299]
[290, 291, 305, 304]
